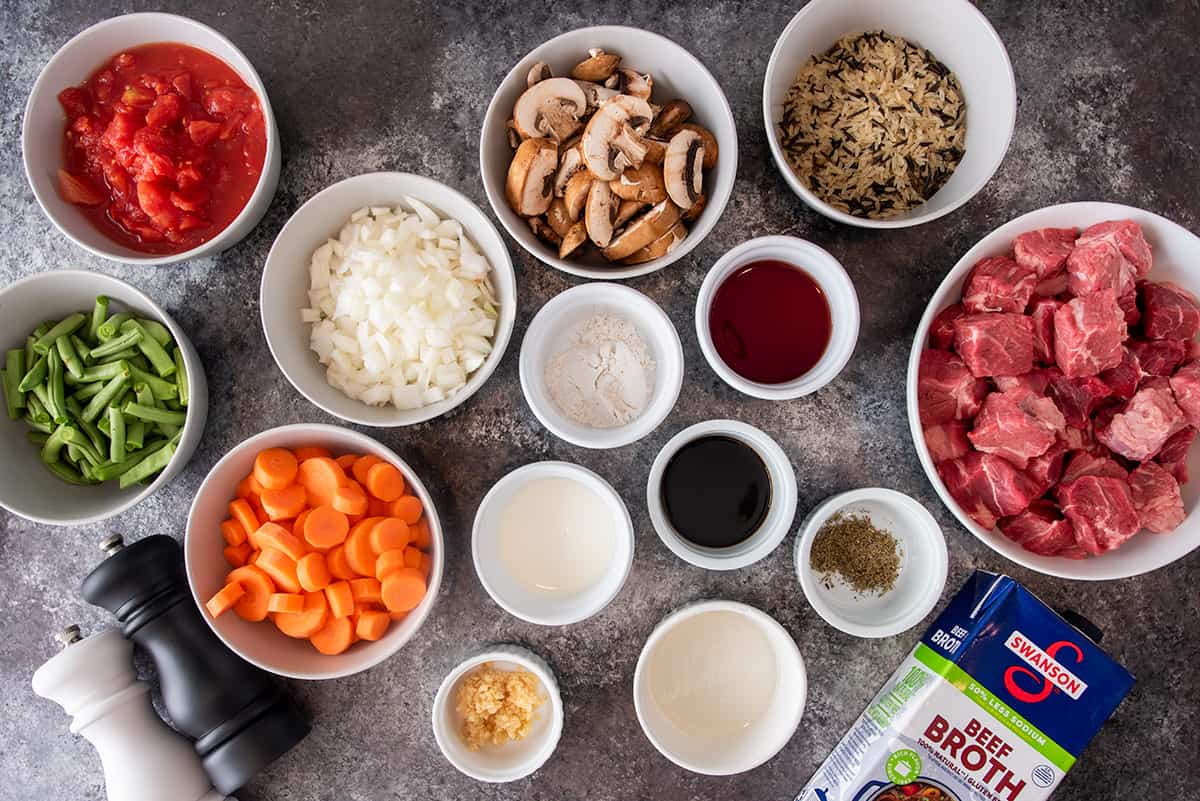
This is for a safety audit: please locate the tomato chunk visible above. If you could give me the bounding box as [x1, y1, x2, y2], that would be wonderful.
[57, 170, 106, 206]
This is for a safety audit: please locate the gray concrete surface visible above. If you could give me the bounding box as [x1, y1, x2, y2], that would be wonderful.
[1, 1, 1198, 799]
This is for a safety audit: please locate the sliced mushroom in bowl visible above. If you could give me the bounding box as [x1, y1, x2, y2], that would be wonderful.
[481, 26, 737, 280]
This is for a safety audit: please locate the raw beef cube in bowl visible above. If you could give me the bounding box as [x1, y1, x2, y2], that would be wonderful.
[907, 202, 1200, 579]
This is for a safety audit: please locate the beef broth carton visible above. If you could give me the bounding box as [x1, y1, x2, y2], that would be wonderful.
[795, 571, 1134, 801]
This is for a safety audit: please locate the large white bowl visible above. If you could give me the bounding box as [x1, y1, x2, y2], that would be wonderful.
[908, 201, 1200, 580]
[260, 172, 517, 427]
[22, 12, 280, 264]
[0, 270, 207, 525]
[480, 25, 738, 280]
[763, 0, 1015, 228]
[184, 424, 444, 679]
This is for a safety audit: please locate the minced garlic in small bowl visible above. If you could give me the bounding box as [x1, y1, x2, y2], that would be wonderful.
[455, 662, 545, 750]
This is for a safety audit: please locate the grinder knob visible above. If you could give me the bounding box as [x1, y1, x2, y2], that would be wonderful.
[81, 534, 309, 795]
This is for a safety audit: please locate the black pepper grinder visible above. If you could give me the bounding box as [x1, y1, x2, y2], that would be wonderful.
[81, 534, 310, 795]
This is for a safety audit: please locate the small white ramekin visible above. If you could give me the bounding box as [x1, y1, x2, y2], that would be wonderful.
[22, 12, 280, 264]
[695, 236, 859, 400]
[519, 283, 683, 449]
[647, 420, 797, 571]
[795, 488, 947, 638]
[431, 645, 564, 783]
[633, 600, 806, 775]
[472, 461, 634, 625]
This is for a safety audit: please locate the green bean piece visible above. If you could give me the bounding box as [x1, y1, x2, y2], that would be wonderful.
[24, 416, 52, 435]
[98, 312, 132, 341]
[66, 396, 107, 454]
[129, 354, 151, 371]
[5, 349, 26, 414]
[173, 347, 189, 406]
[89, 296, 110, 343]
[120, 320, 175, 378]
[33, 313, 86, 355]
[72, 380, 105, 402]
[119, 441, 175, 488]
[126, 419, 145, 451]
[45, 459, 96, 485]
[89, 328, 143, 359]
[164, 398, 183, 411]
[136, 319, 172, 347]
[96, 347, 141, 364]
[155, 422, 180, 438]
[26, 392, 50, 425]
[107, 406, 126, 462]
[71, 333, 93, 366]
[27, 430, 49, 445]
[81, 372, 129, 423]
[24, 335, 38, 375]
[57, 335, 85, 380]
[122, 401, 186, 426]
[48, 348, 67, 423]
[97, 414, 110, 435]
[41, 425, 69, 463]
[1, 370, 15, 419]
[92, 445, 159, 481]
[17, 353, 48, 392]
[76, 360, 130, 384]
[66, 442, 85, 465]
[60, 426, 103, 465]
[128, 364, 178, 400]
[134, 382, 155, 409]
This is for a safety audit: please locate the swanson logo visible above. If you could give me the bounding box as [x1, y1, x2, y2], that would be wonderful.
[1003, 630, 1087, 703]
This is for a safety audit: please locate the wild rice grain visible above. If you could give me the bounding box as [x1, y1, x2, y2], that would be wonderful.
[779, 31, 966, 219]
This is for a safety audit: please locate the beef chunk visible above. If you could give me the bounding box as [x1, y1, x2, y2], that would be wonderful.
[939, 451, 1041, 530]
[1099, 348, 1142, 400]
[1170, 360, 1200, 427]
[968, 391, 1058, 469]
[994, 369, 1053, 396]
[962, 256, 1038, 314]
[1129, 338, 1186, 376]
[1049, 371, 1113, 429]
[923, 421, 972, 464]
[1141, 281, 1200, 341]
[955, 313, 1036, 378]
[1065, 220, 1152, 298]
[918, 349, 989, 426]
[1034, 271, 1070, 297]
[1096, 385, 1188, 461]
[1155, 426, 1196, 484]
[1014, 227, 1077, 279]
[1026, 441, 1069, 495]
[1054, 289, 1127, 377]
[1060, 450, 1129, 485]
[1128, 462, 1186, 534]
[1056, 475, 1141, 555]
[1000, 500, 1077, 556]
[929, 303, 966, 350]
[1029, 297, 1061, 365]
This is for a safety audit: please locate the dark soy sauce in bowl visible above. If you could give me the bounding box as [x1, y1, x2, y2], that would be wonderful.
[660, 435, 771, 549]
[708, 260, 832, 384]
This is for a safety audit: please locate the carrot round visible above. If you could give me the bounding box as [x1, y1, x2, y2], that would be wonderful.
[370, 518, 409, 555]
[325, 580, 354, 620]
[389, 495, 423, 525]
[297, 552, 331, 592]
[365, 462, 405, 502]
[223, 542, 253, 568]
[273, 590, 328, 639]
[236, 475, 259, 503]
[375, 549, 407, 581]
[402, 545, 423, 569]
[332, 482, 369, 516]
[254, 448, 298, 490]
[297, 457, 348, 507]
[249, 522, 307, 562]
[344, 518, 381, 577]
[409, 517, 432, 550]
[257, 547, 301, 594]
[205, 582, 245, 619]
[326, 545, 356, 580]
[355, 609, 391, 642]
[293, 445, 332, 462]
[367, 496, 391, 517]
[220, 518, 247, 547]
[304, 504, 350, 549]
[266, 592, 305, 614]
[335, 453, 358, 470]
[351, 454, 382, 485]
[419, 551, 432, 578]
[226, 565, 274, 621]
[389, 610, 408, 622]
[260, 484, 307, 521]
[309, 616, 354, 655]
[349, 577, 382, 605]
[293, 509, 311, 538]
[228, 498, 260, 541]
[381, 568, 426, 613]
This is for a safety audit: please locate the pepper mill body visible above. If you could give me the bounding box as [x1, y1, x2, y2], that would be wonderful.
[31, 626, 228, 801]
[81, 535, 309, 794]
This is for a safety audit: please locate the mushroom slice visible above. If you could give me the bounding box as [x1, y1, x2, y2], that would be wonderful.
[677, 123, 718, 169]
[614, 199, 648, 228]
[621, 223, 687, 265]
[641, 137, 668, 164]
[505, 119, 521, 149]
[613, 67, 653, 99]
[584, 180, 619, 248]
[681, 192, 707, 222]
[648, 99, 693, 138]
[609, 162, 667, 203]
[559, 221, 588, 259]
[513, 78, 588, 143]
[563, 170, 593, 220]
[506, 138, 559, 216]
[574, 80, 620, 113]
[663, 129, 705, 211]
[608, 95, 654, 135]
[581, 102, 649, 181]
[571, 48, 621, 82]
[553, 145, 586, 197]
[528, 216, 562, 246]
[601, 199, 681, 261]
[546, 198, 574, 238]
[526, 61, 552, 88]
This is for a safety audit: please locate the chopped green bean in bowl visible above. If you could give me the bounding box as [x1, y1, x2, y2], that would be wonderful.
[0, 271, 207, 525]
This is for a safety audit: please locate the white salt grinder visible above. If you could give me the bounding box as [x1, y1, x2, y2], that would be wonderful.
[31, 624, 231, 801]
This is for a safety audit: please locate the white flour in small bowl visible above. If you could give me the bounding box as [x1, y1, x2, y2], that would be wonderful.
[544, 314, 656, 429]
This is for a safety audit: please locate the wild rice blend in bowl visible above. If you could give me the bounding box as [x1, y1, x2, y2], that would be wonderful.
[779, 31, 966, 219]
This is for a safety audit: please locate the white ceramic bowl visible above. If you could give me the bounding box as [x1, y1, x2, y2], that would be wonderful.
[0, 270, 207, 525]
[519, 283, 683, 448]
[260, 172, 517, 427]
[184, 424, 444, 680]
[647, 420, 798, 570]
[633, 600, 806, 775]
[908, 201, 1200, 580]
[696, 236, 859, 399]
[431, 645, 564, 783]
[22, 12, 280, 264]
[763, 0, 1015, 228]
[796, 488, 947, 638]
[472, 461, 634, 625]
[480, 25, 738, 280]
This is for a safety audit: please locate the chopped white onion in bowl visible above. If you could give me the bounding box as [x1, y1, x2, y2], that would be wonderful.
[301, 198, 499, 410]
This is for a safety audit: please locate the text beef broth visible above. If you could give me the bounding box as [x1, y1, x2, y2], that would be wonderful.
[795, 571, 1134, 801]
